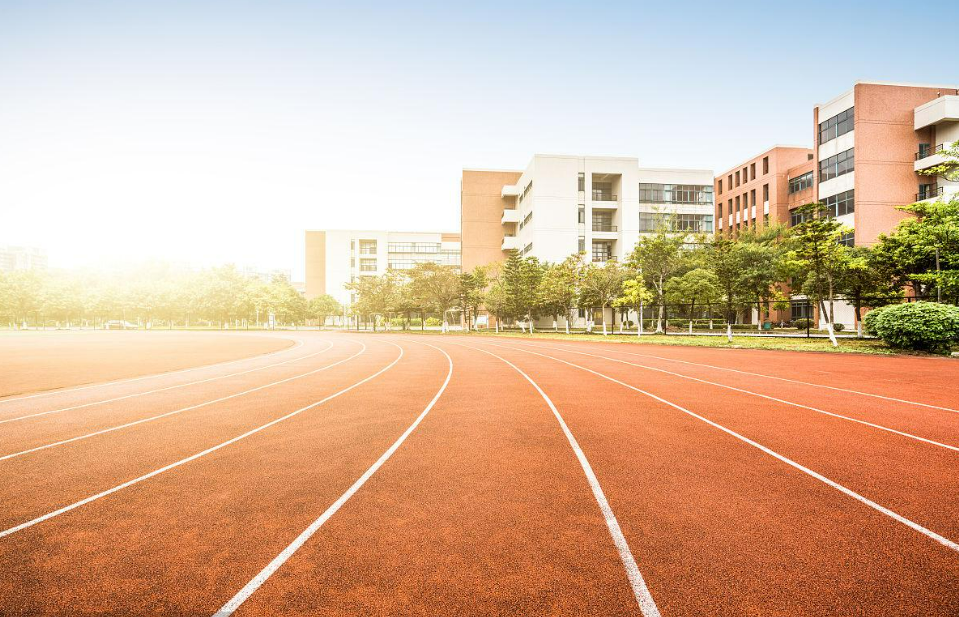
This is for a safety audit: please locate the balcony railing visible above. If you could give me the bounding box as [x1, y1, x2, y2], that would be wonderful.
[592, 224, 618, 232]
[916, 185, 944, 201]
[592, 190, 617, 202]
[916, 144, 946, 160]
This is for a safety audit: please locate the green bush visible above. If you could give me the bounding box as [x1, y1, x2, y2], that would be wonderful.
[425, 317, 442, 327]
[864, 302, 959, 352]
[793, 318, 813, 330]
[832, 322, 845, 332]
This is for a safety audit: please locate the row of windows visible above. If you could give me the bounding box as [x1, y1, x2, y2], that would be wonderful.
[788, 172, 814, 194]
[357, 240, 377, 255]
[591, 241, 612, 262]
[720, 213, 770, 234]
[359, 258, 377, 272]
[387, 253, 462, 270]
[819, 148, 854, 183]
[522, 242, 533, 256]
[387, 242, 442, 254]
[719, 184, 768, 218]
[823, 189, 855, 217]
[520, 211, 533, 230]
[639, 183, 713, 204]
[719, 156, 769, 194]
[639, 212, 714, 233]
[819, 106, 854, 145]
[519, 181, 532, 204]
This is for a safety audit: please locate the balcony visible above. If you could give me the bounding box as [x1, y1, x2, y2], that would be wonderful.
[501, 185, 521, 198]
[592, 224, 618, 232]
[915, 144, 951, 172]
[501, 235, 522, 251]
[501, 209, 521, 224]
[592, 190, 617, 202]
[916, 185, 944, 202]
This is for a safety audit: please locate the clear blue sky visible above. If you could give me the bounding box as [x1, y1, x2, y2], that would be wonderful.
[1, 0, 954, 278]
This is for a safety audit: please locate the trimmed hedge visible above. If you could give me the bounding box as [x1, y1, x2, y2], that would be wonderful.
[863, 302, 959, 352]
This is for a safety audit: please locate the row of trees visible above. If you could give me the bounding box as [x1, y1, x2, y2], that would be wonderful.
[347, 195, 958, 347]
[0, 263, 343, 329]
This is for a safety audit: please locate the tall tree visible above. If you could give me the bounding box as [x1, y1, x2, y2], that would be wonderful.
[627, 226, 688, 333]
[614, 274, 654, 336]
[308, 294, 341, 329]
[579, 260, 626, 336]
[664, 267, 721, 331]
[836, 246, 902, 337]
[538, 256, 580, 333]
[408, 262, 460, 333]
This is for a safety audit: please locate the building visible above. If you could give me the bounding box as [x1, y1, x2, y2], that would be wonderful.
[0, 246, 48, 272]
[304, 230, 461, 307]
[715, 146, 815, 235]
[461, 154, 713, 269]
[240, 265, 292, 283]
[717, 81, 959, 328]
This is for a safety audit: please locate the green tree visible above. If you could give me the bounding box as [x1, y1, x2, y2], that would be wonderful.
[705, 237, 752, 341]
[836, 246, 902, 337]
[627, 227, 688, 333]
[579, 260, 625, 335]
[408, 262, 460, 333]
[538, 256, 580, 333]
[458, 266, 488, 331]
[308, 294, 341, 329]
[501, 252, 543, 332]
[664, 267, 721, 332]
[614, 274, 654, 336]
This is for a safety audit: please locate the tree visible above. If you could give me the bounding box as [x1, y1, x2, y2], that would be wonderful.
[458, 266, 487, 331]
[614, 274, 654, 336]
[579, 260, 625, 336]
[408, 262, 460, 333]
[307, 294, 340, 329]
[835, 246, 902, 337]
[784, 202, 852, 346]
[501, 252, 543, 332]
[345, 273, 397, 331]
[627, 226, 688, 333]
[736, 226, 789, 330]
[705, 237, 752, 342]
[664, 267, 721, 332]
[538, 256, 580, 333]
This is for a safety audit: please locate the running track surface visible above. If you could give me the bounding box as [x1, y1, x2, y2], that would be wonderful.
[1, 331, 957, 616]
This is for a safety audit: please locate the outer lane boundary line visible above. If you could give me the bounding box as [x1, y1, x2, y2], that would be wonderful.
[0, 340, 404, 540]
[473, 340, 959, 555]
[213, 339, 454, 617]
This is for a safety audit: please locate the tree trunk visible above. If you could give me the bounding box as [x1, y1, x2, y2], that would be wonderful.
[565, 310, 570, 335]
[602, 305, 608, 336]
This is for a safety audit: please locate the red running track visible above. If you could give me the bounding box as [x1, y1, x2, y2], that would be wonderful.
[0, 331, 957, 616]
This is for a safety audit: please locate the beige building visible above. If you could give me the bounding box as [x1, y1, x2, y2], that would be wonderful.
[0, 246, 48, 272]
[304, 230, 461, 307]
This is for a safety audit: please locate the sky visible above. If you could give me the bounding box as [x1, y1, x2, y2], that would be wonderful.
[1, 0, 955, 279]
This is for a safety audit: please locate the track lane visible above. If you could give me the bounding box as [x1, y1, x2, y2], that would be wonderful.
[217, 336, 644, 617]
[491, 340, 959, 541]
[458, 338, 959, 616]
[0, 338, 450, 616]
[0, 331, 302, 404]
[0, 338, 384, 532]
[0, 338, 339, 460]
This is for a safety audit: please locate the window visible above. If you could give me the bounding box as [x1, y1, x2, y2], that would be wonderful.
[639, 183, 713, 204]
[718, 202, 723, 218]
[838, 232, 855, 247]
[764, 214, 769, 227]
[750, 189, 756, 210]
[578, 237, 585, 253]
[728, 199, 732, 215]
[735, 196, 740, 212]
[790, 209, 808, 227]
[718, 179, 723, 194]
[388, 242, 441, 253]
[788, 171, 814, 194]
[819, 107, 854, 144]
[823, 189, 854, 217]
[743, 167, 749, 182]
[520, 211, 533, 230]
[750, 162, 756, 180]
[592, 210, 614, 232]
[727, 174, 732, 189]
[359, 258, 377, 272]
[591, 241, 612, 262]
[762, 184, 769, 202]
[790, 300, 813, 321]
[762, 156, 769, 175]
[522, 243, 533, 256]
[735, 171, 740, 187]
[577, 173, 585, 192]
[639, 212, 714, 233]
[592, 181, 615, 202]
[577, 206, 585, 224]
[819, 148, 854, 183]
[519, 181, 533, 204]
[359, 240, 377, 255]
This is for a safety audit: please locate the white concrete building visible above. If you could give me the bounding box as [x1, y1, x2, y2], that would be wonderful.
[0, 246, 48, 272]
[304, 229, 461, 308]
[493, 155, 713, 265]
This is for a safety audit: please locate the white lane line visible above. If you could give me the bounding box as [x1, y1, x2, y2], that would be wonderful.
[481, 341, 959, 555]
[531, 341, 959, 414]
[444, 340, 661, 617]
[213, 341, 453, 617]
[510, 342, 959, 453]
[0, 341, 404, 540]
[0, 341, 346, 462]
[0, 339, 325, 425]
[0, 334, 304, 407]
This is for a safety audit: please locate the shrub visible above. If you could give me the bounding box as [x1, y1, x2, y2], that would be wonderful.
[793, 318, 813, 330]
[865, 302, 959, 352]
[832, 322, 845, 332]
[425, 317, 442, 326]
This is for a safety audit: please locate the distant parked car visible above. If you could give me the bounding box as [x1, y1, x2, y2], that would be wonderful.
[103, 320, 139, 330]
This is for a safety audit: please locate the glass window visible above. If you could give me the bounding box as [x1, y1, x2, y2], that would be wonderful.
[790, 300, 813, 321]
[823, 189, 854, 217]
[577, 207, 585, 224]
[819, 107, 855, 145]
[762, 184, 769, 201]
[639, 183, 713, 204]
[359, 258, 377, 272]
[788, 171, 814, 193]
[639, 212, 713, 233]
[762, 157, 769, 175]
[837, 232, 855, 247]
[591, 242, 612, 262]
[818, 149, 854, 183]
[359, 240, 377, 255]
[577, 173, 585, 192]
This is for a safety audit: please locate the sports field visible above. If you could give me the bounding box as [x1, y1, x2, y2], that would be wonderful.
[1, 331, 957, 616]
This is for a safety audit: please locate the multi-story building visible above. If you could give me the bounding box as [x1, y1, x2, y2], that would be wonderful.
[715, 146, 815, 235]
[304, 230, 461, 307]
[717, 81, 959, 328]
[0, 246, 48, 272]
[461, 154, 713, 269]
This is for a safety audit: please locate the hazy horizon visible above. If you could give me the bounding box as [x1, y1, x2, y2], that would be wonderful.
[2, 0, 955, 279]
